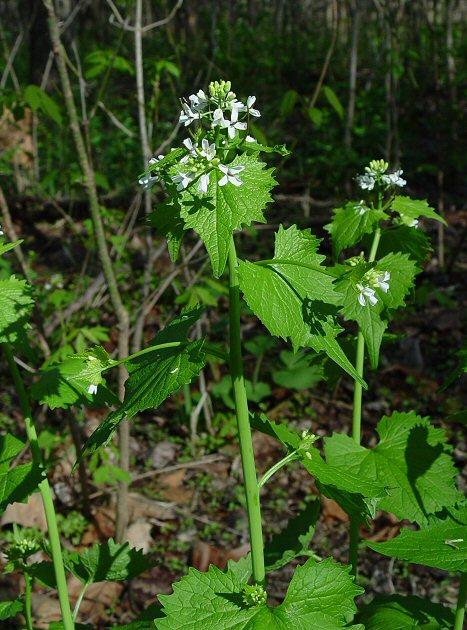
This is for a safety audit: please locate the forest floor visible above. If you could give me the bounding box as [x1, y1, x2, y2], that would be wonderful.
[0, 199, 466, 628]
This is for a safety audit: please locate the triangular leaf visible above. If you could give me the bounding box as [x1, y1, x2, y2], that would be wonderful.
[366, 504, 467, 573]
[65, 539, 155, 584]
[179, 153, 276, 277]
[324, 412, 462, 524]
[156, 556, 363, 629]
[0, 433, 42, 513]
[0, 276, 34, 344]
[81, 308, 205, 458]
[239, 225, 364, 384]
[325, 201, 387, 256]
[391, 196, 446, 226]
[356, 595, 455, 629]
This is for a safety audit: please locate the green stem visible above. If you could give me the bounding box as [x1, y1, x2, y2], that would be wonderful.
[2, 344, 74, 630]
[24, 571, 33, 630]
[72, 582, 90, 622]
[228, 237, 265, 585]
[258, 451, 299, 489]
[349, 226, 382, 577]
[454, 573, 467, 630]
[255, 258, 335, 276]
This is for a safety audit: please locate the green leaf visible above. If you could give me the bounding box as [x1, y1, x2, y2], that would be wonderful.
[325, 201, 387, 256]
[238, 225, 364, 384]
[66, 539, 155, 584]
[24, 85, 62, 125]
[0, 239, 23, 256]
[376, 226, 432, 264]
[335, 253, 419, 368]
[324, 411, 462, 524]
[0, 433, 42, 513]
[0, 276, 34, 344]
[272, 350, 324, 390]
[250, 413, 385, 501]
[356, 595, 455, 629]
[323, 86, 344, 119]
[149, 197, 185, 262]
[280, 89, 299, 117]
[31, 346, 116, 410]
[0, 598, 23, 620]
[156, 556, 363, 629]
[391, 196, 446, 226]
[179, 153, 276, 277]
[81, 308, 205, 458]
[264, 499, 320, 571]
[367, 504, 467, 573]
[308, 107, 323, 127]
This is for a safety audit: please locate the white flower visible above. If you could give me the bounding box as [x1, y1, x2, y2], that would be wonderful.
[199, 138, 216, 161]
[225, 92, 245, 112]
[138, 174, 158, 189]
[0, 225, 3, 236]
[149, 154, 164, 165]
[188, 89, 209, 113]
[382, 169, 406, 187]
[355, 200, 369, 215]
[172, 171, 194, 191]
[211, 108, 225, 128]
[408, 218, 419, 228]
[218, 164, 245, 186]
[356, 283, 378, 307]
[179, 102, 199, 126]
[376, 271, 390, 293]
[198, 172, 210, 194]
[221, 109, 247, 139]
[245, 95, 260, 117]
[245, 135, 256, 143]
[356, 173, 376, 190]
[87, 384, 98, 395]
[182, 138, 197, 157]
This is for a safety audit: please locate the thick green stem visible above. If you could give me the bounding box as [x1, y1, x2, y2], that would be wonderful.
[228, 237, 265, 585]
[2, 344, 74, 630]
[454, 573, 467, 630]
[24, 571, 33, 630]
[349, 226, 382, 577]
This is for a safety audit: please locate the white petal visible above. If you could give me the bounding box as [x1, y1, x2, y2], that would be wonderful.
[199, 173, 210, 193]
[358, 292, 366, 306]
[379, 281, 389, 293]
[87, 384, 98, 395]
[230, 176, 242, 186]
[228, 165, 245, 174]
[218, 175, 229, 186]
[245, 135, 255, 142]
[183, 138, 194, 151]
[227, 126, 236, 139]
[230, 108, 239, 123]
[249, 108, 261, 117]
[247, 95, 256, 107]
[218, 164, 228, 174]
[369, 293, 378, 306]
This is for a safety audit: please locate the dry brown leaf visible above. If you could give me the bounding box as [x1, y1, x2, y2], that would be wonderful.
[321, 496, 349, 523]
[192, 541, 250, 572]
[125, 519, 153, 553]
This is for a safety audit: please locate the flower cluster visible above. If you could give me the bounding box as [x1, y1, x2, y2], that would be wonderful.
[356, 159, 406, 191]
[297, 429, 319, 460]
[356, 269, 391, 307]
[139, 81, 259, 195]
[242, 583, 267, 608]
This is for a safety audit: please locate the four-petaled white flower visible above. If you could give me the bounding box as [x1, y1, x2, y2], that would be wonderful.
[172, 171, 194, 191]
[218, 164, 245, 186]
[356, 173, 376, 190]
[245, 96, 260, 117]
[189, 89, 209, 113]
[376, 271, 390, 293]
[221, 109, 247, 139]
[138, 174, 158, 189]
[87, 384, 98, 395]
[199, 138, 216, 161]
[149, 154, 164, 165]
[355, 200, 369, 215]
[182, 138, 197, 155]
[382, 169, 406, 187]
[357, 283, 378, 307]
[211, 108, 225, 128]
[179, 102, 199, 126]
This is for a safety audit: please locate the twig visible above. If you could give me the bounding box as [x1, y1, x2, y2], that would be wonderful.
[131, 454, 227, 482]
[0, 30, 23, 89]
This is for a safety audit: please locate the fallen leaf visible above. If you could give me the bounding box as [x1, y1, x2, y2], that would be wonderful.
[1, 493, 47, 531]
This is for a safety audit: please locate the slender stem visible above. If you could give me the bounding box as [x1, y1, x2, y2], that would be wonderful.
[255, 258, 335, 276]
[454, 573, 467, 630]
[258, 451, 299, 489]
[228, 237, 265, 585]
[349, 225, 382, 577]
[2, 344, 74, 630]
[72, 582, 90, 622]
[24, 571, 33, 630]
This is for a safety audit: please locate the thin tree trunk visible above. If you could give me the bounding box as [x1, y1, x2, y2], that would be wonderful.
[43, 0, 130, 542]
[344, 0, 359, 152]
